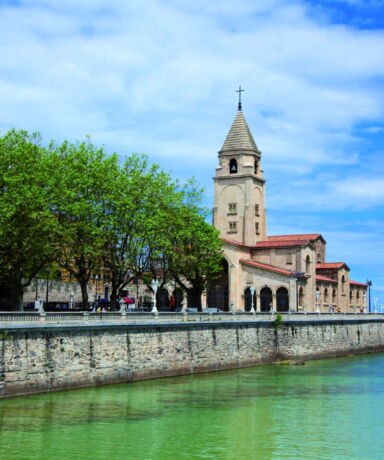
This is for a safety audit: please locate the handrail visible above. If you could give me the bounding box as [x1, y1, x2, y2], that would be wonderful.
[0, 310, 382, 324]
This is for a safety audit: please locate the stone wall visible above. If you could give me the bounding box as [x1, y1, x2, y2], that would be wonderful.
[1, 318, 384, 398]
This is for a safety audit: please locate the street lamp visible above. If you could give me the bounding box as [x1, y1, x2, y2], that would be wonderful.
[69, 291, 74, 310]
[366, 280, 372, 312]
[374, 297, 378, 314]
[151, 279, 160, 313]
[250, 286, 255, 313]
[315, 289, 321, 313]
[95, 274, 100, 302]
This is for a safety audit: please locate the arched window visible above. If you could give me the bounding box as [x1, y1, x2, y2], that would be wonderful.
[332, 289, 337, 304]
[206, 259, 229, 312]
[276, 287, 289, 312]
[254, 160, 258, 174]
[324, 288, 328, 302]
[298, 287, 304, 306]
[305, 255, 311, 273]
[317, 253, 322, 263]
[260, 287, 272, 311]
[229, 158, 238, 174]
[341, 275, 346, 294]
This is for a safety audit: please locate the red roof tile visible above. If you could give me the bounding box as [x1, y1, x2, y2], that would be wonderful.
[349, 280, 368, 287]
[268, 234, 321, 241]
[240, 259, 293, 275]
[221, 238, 252, 248]
[316, 275, 337, 283]
[317, 262, 348, 270]
[255, 239, 309, 248]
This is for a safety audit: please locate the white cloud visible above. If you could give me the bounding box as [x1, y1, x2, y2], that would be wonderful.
[0, 0, 383, 288]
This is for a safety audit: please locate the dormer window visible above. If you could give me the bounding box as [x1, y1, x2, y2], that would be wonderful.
[229, 158, 238, 174]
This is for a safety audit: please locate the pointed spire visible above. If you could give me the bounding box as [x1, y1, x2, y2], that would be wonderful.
[220, 110, 259, 152]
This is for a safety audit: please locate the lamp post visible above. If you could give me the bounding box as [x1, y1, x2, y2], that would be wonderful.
[69, 291, 74, 310]
[95, 274, 99, 302]
[315, 289, 321, 313]
[366, 280, 372, 312]
[250, 286, 255, 313]
[119, 297, 126, 313]
[151, 279, 160, 313]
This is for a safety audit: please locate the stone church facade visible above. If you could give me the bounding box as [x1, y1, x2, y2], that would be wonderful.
[208, 104, 368, 313]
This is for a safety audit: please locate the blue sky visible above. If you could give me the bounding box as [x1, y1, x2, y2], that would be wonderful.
[0, 0, 383, 305]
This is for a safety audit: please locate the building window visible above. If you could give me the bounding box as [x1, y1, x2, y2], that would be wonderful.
[228, 203, 237, 215]
[317, 252, 322, 263]
[341, 275, 346, 294]
[228, 222, 237, 233]
[229, 158, 238, 174]
[254, 160, 258, 174]
[255, 222, 260, 234]
[324, 288, 328, 302]
[286, 253, 292, 265]
[255, 204, 259, 216]
[305, 255, 311, 273]
[298, 287, 304, 306]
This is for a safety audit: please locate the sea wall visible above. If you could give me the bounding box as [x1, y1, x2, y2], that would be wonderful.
[1, 318, 384, 398]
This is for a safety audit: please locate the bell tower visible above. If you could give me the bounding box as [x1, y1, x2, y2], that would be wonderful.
[213, 90, 267, 246]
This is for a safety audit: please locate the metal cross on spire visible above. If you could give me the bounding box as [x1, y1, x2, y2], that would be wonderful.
[236, 85, 244, 110]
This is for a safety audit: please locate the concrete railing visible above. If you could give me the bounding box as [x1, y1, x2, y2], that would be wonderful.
[0, 310, 383, 324]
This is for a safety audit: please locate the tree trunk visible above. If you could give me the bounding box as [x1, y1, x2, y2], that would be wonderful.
[79, 280, 89, 310]
[187, 288, 202, 311]
[110, 284, 119, 311]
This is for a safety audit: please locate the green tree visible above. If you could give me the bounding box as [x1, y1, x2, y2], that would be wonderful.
[0, 129, 58, 310]
[102, 154, 188, 308]
[50, 138, 120, 309]
[164, 206, 223, 311]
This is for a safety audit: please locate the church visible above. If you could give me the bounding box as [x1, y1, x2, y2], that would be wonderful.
[208, 98, 368, 313]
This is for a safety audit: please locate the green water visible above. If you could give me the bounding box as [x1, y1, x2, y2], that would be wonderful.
[1, 354, 384, 460]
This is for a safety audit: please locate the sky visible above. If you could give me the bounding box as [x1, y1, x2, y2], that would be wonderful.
[0, 0, 383, 305]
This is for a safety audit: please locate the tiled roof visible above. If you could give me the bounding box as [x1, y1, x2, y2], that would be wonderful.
[240, 259, 293, 275]
[268, 234, 321, 241]
[316, 275, 337, 283]
[350, 280, 368, 287]
[255, 239, 309, 248]
[221, 238, 252, 248]
[317, 262, 348, 270]
[221, 110, 259, 152]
